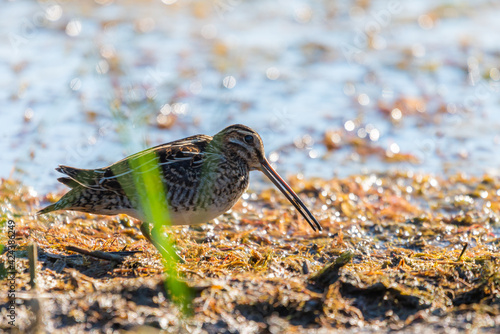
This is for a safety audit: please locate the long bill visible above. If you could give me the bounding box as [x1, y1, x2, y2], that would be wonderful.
[259, 158, 322, 232]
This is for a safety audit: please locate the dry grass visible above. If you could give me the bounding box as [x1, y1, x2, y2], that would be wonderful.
[1, 173, 500, 333]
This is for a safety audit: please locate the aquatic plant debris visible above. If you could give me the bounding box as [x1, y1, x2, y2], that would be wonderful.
[1, 172, 500, 332]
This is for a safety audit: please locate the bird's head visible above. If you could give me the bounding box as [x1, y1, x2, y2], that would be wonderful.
[213, 124, 265, 171]
[211, 124, 322, 232]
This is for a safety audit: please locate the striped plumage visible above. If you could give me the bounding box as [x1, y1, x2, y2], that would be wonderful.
[38, 124, 322, 232]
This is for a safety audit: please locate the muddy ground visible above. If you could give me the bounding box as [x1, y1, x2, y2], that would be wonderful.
[1, 173, 500, 333]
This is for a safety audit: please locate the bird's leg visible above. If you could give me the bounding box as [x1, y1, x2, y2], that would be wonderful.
[140, 222, 183, 263]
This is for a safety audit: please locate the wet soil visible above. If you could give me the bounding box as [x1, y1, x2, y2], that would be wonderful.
[1, 173, 500, 333]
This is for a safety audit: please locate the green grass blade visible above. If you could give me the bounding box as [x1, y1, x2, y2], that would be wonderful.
[114, 151, 193, 313]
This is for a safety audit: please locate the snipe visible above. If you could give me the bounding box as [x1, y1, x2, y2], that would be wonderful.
[39, 124, 322, 244]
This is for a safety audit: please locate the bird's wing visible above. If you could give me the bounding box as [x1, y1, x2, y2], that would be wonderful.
[57, 134, 212, 193]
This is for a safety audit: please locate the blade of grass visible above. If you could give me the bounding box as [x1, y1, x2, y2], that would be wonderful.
[117, 151, 193, 313]
[109, 100, 192, 313]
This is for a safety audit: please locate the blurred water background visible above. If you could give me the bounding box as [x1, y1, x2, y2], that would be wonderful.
[1, 0, 500, 194]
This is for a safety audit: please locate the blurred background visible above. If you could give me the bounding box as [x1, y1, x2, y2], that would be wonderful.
[1, 0, 500, 193]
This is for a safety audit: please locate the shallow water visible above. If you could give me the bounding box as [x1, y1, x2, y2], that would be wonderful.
[2, 0, 500, 194]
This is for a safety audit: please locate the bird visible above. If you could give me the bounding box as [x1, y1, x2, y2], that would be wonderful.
[38, 124, 322, 248]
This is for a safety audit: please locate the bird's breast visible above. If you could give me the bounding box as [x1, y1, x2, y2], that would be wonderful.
[161, 160, 250, 225]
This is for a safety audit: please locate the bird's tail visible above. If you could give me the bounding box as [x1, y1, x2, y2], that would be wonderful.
[37, 164, 93, 215]
[37, 189, 77, 215]
[37, 203, 59, 215]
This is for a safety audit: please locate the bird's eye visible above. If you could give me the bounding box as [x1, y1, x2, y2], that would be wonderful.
[244, 135, 254, 144]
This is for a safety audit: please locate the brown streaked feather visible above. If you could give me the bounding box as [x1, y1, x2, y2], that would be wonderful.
[56, 134, 213, 194]
[57, 177, 80, 188]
